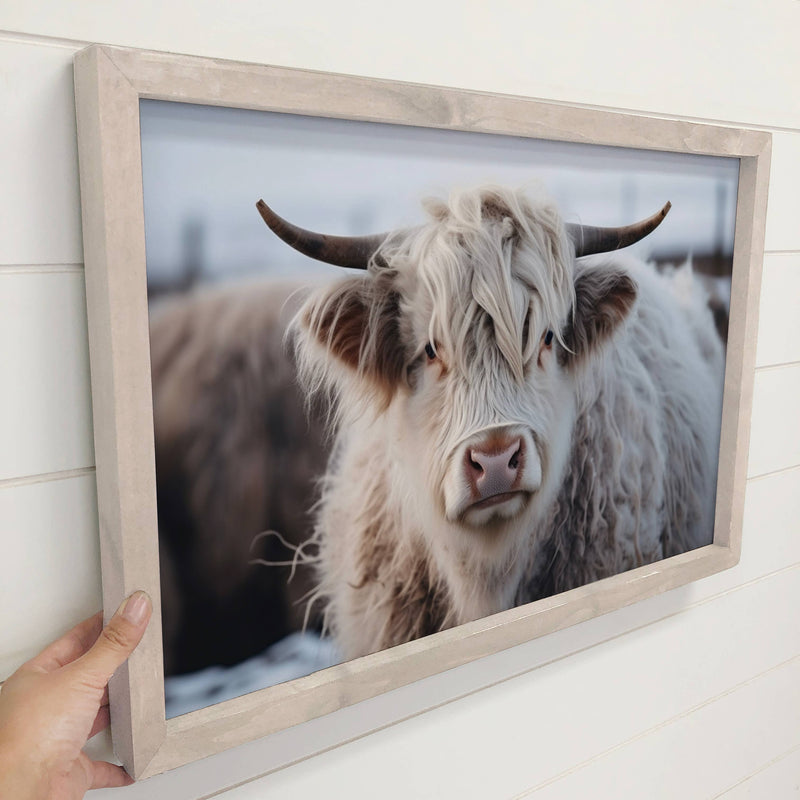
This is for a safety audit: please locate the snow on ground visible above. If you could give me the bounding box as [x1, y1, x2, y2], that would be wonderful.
[164, 632, 342, 718]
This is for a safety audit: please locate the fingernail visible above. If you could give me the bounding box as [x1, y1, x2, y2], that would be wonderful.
[121, 591, 151, 625]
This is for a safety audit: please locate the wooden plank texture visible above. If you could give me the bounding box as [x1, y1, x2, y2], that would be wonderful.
[0, 270, 94, 480]
[0, 37, 83, 265]
[0, 474, 101, 679]
[191, 567, 800, 800]
[3, 1, 800, 129]
[755, 253, 800, 368]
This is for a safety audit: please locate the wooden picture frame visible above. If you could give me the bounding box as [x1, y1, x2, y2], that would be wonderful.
[73, 43, 770, 779]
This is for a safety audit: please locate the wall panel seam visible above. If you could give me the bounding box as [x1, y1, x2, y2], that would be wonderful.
[747, 462, 800, 483]
[0, 264, 84, 274]
[754, 360, 800, 373]
[749, 465, 800, 482]
[510, 652, 800, 800]
[0, 466, 95, 490]
[0, 28, 85, 50]
[709, 742, 800, 799]
[1, 29, 800, 136]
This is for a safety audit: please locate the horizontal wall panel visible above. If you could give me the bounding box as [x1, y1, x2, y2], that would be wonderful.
[0, 270, 94, 480]
[721, 745, 800, 798]
[764, 132, 800, 253]
[736, 467, 800, 572]
[204, 567, 800, 800]
[0, 473, 101, 679]
[524, 656, 800, 799]
[104, 565, 800, 800]
[86, 467, 800, 800]
[2, 2, 800, 130]
[748, 364, 800, 478]
[0, 38, 83, 265]
[755, 253, 800, 368]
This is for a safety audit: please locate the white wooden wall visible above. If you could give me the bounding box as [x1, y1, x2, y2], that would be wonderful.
[1, 2, 798, 797]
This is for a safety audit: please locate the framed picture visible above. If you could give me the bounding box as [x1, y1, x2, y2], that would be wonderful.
[73, 44, 770, 779]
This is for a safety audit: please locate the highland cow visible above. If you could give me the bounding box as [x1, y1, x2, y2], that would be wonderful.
[258, 185, 724, 660]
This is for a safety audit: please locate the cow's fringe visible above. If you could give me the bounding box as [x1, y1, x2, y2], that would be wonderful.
[290, 186, 577, 435]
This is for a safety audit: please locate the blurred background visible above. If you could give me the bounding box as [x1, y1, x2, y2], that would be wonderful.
[140, 99, 738, 717]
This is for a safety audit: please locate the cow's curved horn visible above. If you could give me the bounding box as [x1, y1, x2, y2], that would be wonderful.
[567, 202, 672, 258]
[256, 200, 389, 269]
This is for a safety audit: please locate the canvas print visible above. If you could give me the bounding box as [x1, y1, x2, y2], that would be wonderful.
[140, 100, 737, 717]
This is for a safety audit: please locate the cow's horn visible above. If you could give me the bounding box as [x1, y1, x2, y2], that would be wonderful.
[256, 200, 389, 269]
[567, 202, 672, 258]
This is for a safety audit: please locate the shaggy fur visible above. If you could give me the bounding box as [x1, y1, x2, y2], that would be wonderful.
[150, 278, 329, 674]
[289, 186, 724, 660]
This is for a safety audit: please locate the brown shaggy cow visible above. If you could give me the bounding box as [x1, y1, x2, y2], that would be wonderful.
[149, 279, 328, 675]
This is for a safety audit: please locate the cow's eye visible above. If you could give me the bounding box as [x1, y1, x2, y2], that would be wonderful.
[424, 342, 437, 360]
[544, 330, 554, 347]
[522, 310, 531, 352]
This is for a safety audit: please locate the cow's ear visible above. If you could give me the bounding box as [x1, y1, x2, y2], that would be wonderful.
[561, 266, 637, 366]
[301, 275, 406, 396]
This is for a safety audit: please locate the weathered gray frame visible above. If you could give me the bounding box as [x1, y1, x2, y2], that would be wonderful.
[73, 43, 770, 780]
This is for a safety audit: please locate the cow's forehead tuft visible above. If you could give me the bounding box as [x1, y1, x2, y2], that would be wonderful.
[383, 186, 575, 377]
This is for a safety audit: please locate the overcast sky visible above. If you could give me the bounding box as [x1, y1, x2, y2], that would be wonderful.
[140, 100, 740, 288]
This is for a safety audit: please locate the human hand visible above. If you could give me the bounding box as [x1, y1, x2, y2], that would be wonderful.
[0, 592, 152, 799]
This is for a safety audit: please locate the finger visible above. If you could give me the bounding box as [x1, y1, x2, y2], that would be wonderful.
[71, 592, 152, 685]
[27, 612, 103, 672]
[88, 758, 134, 789]
[88, 704, 111, 739]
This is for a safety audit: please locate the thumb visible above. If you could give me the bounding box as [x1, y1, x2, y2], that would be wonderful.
[75, 591, 152, 684]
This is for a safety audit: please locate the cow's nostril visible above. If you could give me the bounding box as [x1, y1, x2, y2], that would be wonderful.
[466, 438, 524, 496]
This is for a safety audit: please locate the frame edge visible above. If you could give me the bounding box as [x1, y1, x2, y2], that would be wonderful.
[73, 44, 167, 779]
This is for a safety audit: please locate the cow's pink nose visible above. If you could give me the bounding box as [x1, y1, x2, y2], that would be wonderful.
[467, 438, 524, 499]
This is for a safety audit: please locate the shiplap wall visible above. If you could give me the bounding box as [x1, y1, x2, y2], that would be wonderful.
[1, 2, 798, 797]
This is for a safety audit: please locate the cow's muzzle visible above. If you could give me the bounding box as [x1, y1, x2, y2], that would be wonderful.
[447, 425, 542, 526]
[466, 437, 524, 500]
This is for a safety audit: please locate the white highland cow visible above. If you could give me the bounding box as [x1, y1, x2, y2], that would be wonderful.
[257, 186, 724, 660]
